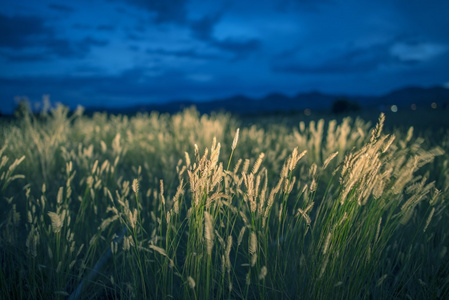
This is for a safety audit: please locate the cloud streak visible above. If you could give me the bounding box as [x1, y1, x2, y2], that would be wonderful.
[146, 48, 223, 61]
[48, 4, 75, 13]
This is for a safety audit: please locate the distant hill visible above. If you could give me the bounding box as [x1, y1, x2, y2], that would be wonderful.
[85, 86, 449, 115]
[378, 86, 449, 107]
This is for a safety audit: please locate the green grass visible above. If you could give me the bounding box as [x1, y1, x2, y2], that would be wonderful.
[1, 106, 448, 299]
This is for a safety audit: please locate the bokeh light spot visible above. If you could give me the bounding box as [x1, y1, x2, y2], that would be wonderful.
[391, 105, 398, 112]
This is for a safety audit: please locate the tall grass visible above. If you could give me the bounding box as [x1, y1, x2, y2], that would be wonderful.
[1, 107, 448, 299]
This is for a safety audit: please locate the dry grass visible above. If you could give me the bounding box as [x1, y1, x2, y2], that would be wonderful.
[0, 106, 448, 299]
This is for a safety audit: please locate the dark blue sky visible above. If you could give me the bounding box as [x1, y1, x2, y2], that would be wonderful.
[1, 0, 449, 113]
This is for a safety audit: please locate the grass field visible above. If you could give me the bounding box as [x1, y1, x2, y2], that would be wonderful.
[1, 106, 448, 299]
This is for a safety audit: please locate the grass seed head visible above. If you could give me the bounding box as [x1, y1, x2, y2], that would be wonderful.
[47, 211, 62, 233]
[322, 151, 338, 169]
[323, 232, 332, 255]
[132, 179, 139, 194]
[249, 231, 257, 266]
[252, 153, 265, 174]
[242, 159, 250, 174]
[187, 276, 196, 289]
[185, 152, 191, 167]
[423, 207, 435, 232]
[225, 235, 233, 269]
[238, 226, 246, 246]
[259, 266, 267, 280]
[204, 211, 214, 255]
[232, 128, 240, 150]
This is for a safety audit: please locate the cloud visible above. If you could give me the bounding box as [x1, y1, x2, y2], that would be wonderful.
[97, 25, 115, 31]
[0, 13, 108, 61]
[189, 13, 261, 59]
[213, 38, 261, 59]
[390, 0, 449, 42]
[76, 37, 109, 53]
[1, 36, 108, 62]
[114, 0, 188, 24]
[146, 48, 222, 60]
[390, 42, 448, 63]
[0, 14, 46, 48]
[190, 13, 221, 41]
[48, 4, 75, 13]
[272, 44, 395, 74]
[276, 0, 334, 12]
[112, 2, 261, 59]
[272, 36, 449, 87]
[0, 52, 49, 62]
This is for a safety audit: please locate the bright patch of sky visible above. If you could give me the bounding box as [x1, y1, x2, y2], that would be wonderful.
[390, 42, 448, 62]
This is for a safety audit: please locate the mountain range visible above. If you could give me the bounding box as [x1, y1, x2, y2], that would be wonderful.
[87, 86, 449, 115]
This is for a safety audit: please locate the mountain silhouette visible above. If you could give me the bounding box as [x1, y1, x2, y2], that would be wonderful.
[86, 86, 449, 115]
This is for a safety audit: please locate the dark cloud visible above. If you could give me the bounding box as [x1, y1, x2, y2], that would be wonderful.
[147, 48, 223, 60]
[275, 0, 334, 12]
[114, 2, 261, 59]
[42, 38, 77, 58]
[391, 0, 449, 41]
[0, 13, 108, 61]
[214, 38, 261, 59]
[113, 2, 261, 59]
[73, 23, 92, 30]
[129, 45, 140, 52]
[97, 25, 115, 31]
[126, 33, 141, 41]
[48, 4, 75, 13]
[0, 51, 50, 62]
[189, 13, 261, 59]
[272, 44, 396, 74]
[0, 14, 46, 48]
[190, 13, 221, 41]
[114, 0, 188, 24]
[76, 37, 109, 53]
[1, 35, 108, 62]
[73, 64, 106, 73]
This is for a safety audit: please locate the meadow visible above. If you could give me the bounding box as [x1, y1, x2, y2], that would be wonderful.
[1, 106, 448, 299]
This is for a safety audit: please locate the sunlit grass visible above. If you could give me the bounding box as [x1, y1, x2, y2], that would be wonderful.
[1, 106, 448, 299]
